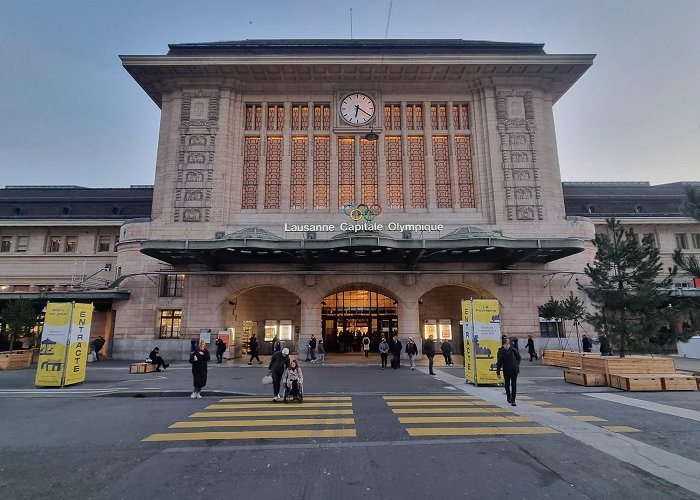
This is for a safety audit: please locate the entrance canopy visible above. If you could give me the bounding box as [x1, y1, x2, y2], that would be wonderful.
[140, 228, 584, 269]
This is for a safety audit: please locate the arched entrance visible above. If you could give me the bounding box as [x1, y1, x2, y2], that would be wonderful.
[321, 287, 398, 353]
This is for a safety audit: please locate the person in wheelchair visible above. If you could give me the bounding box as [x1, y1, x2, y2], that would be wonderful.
[282, 359, 304, 403]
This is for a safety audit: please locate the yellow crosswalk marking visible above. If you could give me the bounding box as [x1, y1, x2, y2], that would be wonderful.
[383, 395, 479, 400]
[602, 425, 641, 433]
[399, 416, 533, 424]
[391, 407, 508, 414]
[143, 429, 356, 442]
[387, 401, 492, 407]
[574, 416, 607, 422]
[525, 401, 552, 405]
[547, 408, 577, 413]
[205, 402, 352, 409]
[217, 397, 351, 403]
[170, 418, 355, 428]
[406, 427, 558, 437]
[191, 409, 353, 417]
[517, 396, 532, 400]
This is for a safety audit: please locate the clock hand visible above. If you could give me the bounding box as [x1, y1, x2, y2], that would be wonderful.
[358, 107, 373, 117]
[355, 105, 359, 118]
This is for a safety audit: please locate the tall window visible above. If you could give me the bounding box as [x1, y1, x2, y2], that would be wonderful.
[265, 137, 282, 209]
[313, 137, 330, 209]
[161, 274, 185, 297]
[384, 137, 404, 209]
[338, 138, 355, 207]
[432, 136, 452, 208]
[431, 104, 448, 129]
[158, 309, 182, 339]
[245, 104, 262, 130]
[97, 235, 112, 252]
[360, 139, 378, 205]
[291, 104, 309, 130]
[643, 233, 657, 247]
[16, 236, 28, 253]
[313, 104, 330, 130]
[406, 104, 423, 130]
[408, 137, 426, 208]
[675, 233, 688, 249]
[0, 237, 10, 253]
[47, 236, 61, 253]
[266, 104, 284, 131]
[242, 137, 260, 209]
[384, 104, 401, 130]
[692, 233, 700, 249]
[452, 103, 469, 129]
[290, 137, 308, 209]
[455, 136, 475, 208]
[64, 236, 77, 253]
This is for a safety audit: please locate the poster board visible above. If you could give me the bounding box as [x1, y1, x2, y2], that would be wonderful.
[463, 299, 502, 385]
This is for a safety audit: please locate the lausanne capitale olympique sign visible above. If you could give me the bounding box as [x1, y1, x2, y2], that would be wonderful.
[283, 203, 444, 234]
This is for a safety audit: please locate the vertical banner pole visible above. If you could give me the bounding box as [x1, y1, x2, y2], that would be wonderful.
[60, 302, 76, 387]
[471, 299, 478, 386]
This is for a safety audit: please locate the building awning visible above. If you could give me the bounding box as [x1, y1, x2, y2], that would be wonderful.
[140, 231, 584, 269]
[0, 290, 131, 306]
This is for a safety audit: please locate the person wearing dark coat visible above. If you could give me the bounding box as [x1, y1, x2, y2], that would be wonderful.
[391, 337, 403, 369]
[215, 338, 226, 363]
[582, 334, 593, 353]
[148, 347, 169, 371]
[92, 336, 105, 361]
[526, 335, 538, 361]
[189, 340, 210, 398]
[268, 347, 290, 401]
[441, 340, 453, 366]
[248, 334, 262, 364]
[423, 335, 436, 375]
[496, 339, 521, 406]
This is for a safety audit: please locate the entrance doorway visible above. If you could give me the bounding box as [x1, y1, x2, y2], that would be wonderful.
[321, 289, 398, 353]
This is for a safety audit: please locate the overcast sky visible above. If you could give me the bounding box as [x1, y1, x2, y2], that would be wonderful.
[1, 0, 698, 188]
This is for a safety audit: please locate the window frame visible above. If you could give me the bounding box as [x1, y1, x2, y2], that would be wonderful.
[160, 274, 185, 297]
[158, 309, 182, 339]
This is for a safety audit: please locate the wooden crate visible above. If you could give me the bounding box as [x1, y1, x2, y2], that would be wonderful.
[661, 376, 698, 391]
[675, 371, 700, 390]
[0, 351, 33, 370]
[608, 374, 663, 392]
[582, 356, 676, 377]
[564, 369, 608, 387]
[130, 362, 158, 374]
[543, 350, 590, 368]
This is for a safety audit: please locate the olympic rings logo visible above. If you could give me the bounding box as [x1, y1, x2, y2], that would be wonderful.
[341, 203, 383, 221]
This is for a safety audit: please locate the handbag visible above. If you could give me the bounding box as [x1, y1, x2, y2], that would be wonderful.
[262, 374, 273, 386]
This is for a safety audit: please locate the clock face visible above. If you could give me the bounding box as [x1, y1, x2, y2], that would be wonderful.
[340, 93, 375, 126]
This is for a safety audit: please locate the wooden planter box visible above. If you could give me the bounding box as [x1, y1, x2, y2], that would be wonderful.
[564, 369, 608, 387]
[661, 376, 698, 391]
[0, 350, 33, 370]
[582, 356, 676, 377]
[608, 374, 663, 392]
[130, 362, 158, 374]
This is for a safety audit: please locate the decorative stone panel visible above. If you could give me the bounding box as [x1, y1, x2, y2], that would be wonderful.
[173, 90, 221, 223]
[496, 89, 543, 221]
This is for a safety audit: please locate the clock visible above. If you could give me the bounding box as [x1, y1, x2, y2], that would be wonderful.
[339, 93, 376, 126]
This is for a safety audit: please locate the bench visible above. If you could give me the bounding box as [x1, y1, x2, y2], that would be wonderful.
[563, 369, 608, 387]
[130, 362, 158, 374]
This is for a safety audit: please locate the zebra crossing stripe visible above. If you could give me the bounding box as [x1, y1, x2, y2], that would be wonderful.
[143, 429, 356, 442]
[169, 418, 355, 428]
[406, 427, 558, 437]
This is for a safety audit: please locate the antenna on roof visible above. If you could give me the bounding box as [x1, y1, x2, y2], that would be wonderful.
[385, 0, 393, 39]
[349, 8, 353, 39]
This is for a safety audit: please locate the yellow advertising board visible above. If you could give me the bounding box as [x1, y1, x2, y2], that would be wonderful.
[463, 299, 503, 385]
[63, 303, 94, 386]
[35, 302, 72, 387]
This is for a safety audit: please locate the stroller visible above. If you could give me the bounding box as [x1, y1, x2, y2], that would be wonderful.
[282, 375, 304, 404]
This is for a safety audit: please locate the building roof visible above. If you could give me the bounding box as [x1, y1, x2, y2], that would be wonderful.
[0, 185, 153, 220]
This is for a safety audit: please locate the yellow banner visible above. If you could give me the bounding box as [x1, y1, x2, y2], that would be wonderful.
[472, 299, 502, 385]
[64, 303, 94, 386]
[461, 300, 475, 383]
[35, 302, 72, 387]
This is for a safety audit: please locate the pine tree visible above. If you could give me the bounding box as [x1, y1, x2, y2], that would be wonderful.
[673, 184, 700, 278]
[0, 299, 37, 351]
[580, 218, 676, 357]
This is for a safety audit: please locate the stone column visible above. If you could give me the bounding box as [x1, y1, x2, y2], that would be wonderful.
[398, 299, 420, 355]
[298, 302, 321, 356]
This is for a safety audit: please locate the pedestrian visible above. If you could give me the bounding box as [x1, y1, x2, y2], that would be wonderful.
[306, 334, 317, 362]
[525, 335, 538, 361]
[598, 334, 612, 356]
[405, 337, 418, 370]
[312, 338, 325, 364]
[189, 340, 210, 399]
[268, 347, 291, 401]
[92, 336, 105, 362]
[362, 335, 370, 357]
[391, 336, 403, 369]
[248, 333, 262, 364]
[215, 337, 226, 363]
[379, 337, 389, 369]
[272, 335, 282, 353]
[423, 335, 436, 375]
[496, 338, 521, 406]
[441, 339, 453, 366]
[582, 334, 592, 353]
[282, 359, 304, 401]
[148, 346, 169, 371]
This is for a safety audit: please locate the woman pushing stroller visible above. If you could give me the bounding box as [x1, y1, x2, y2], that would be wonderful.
[282, 359, 304, 403]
